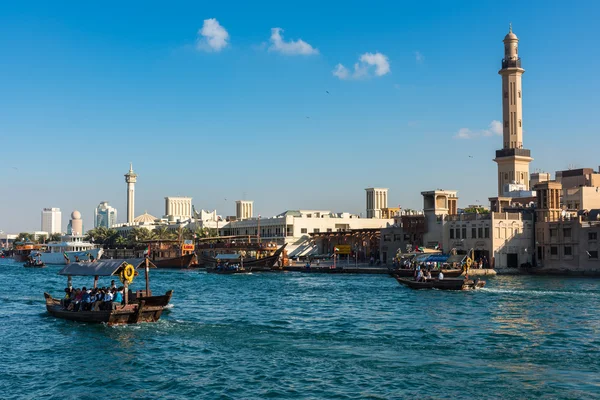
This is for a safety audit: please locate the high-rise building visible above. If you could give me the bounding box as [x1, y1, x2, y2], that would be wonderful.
[235, 200, 253, 220]
[67, 210, 84, 236]
[365, 188, 388, 218]
[124, 163, 137, 224]
[95, 201, 118, 228]
[41, 207, 62, 234]
[164, 197, 192, 221]
[494, 24, 533, 196]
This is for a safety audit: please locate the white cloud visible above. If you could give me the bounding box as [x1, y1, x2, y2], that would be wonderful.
[333, 52, 391, 80]
[197, 18, 229, 52]
[454, 120, 503, 139]
[415, 51, 424, 63]
[268, 28, 318, 55]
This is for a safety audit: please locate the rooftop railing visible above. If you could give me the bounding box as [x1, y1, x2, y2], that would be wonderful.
[502, 58, 522, 69]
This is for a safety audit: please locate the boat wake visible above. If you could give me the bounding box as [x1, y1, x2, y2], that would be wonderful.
[481, 287, 599, 297]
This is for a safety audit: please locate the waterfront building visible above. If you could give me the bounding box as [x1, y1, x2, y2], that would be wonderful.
[530, 172, 550, 188]
[236, 200, 253, 220]
[0, 233, 17, 249]
[380, 210, 426, 263]
[365, 188, 388, 218]
[164, 197, 192, 222]
[221, 209, 393, 256]
[66, 210, 84, 236]
[125, 163, 137, 224]
[41, 207, 62, 234]
[95, 201, 117, 228]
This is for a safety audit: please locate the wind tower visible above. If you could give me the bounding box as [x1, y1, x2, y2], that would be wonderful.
[494, 24, 533, 196]
[124, 163, 137, 224]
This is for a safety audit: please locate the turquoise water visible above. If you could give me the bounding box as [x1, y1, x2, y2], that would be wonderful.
[1, 258, 599, 399]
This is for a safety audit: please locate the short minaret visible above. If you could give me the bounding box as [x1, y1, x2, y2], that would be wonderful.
[124, 163, 137, 224]
[494, 24, 533, 196]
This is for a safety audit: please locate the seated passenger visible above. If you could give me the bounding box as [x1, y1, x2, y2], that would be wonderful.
[426, 271, 432, 281]
[112, 288, 124, 310]
[61, 288, 72, 309]
[438, 271, 444, 280]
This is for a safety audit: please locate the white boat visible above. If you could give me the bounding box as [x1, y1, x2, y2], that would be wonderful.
[31, 235, 103, 265]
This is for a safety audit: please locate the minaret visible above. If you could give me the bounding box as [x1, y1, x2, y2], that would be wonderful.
[494, 24, 533, 196]
[124, 163, 137, 224]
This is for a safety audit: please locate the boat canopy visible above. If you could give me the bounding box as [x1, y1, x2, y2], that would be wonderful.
[58, 258, 156, 276]
[412, 254, 431, 263]
[425, 254, 450, 263]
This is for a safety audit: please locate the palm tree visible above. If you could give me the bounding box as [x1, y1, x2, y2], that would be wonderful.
[48, 233, 62, 242]
[114, 235, 127, 248]
[153, 226, 174, 241]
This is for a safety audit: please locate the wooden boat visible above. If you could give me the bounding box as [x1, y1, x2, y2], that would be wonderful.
[300, 267, 345, 274]
[44, 258, 173, 325]
[199, 243, 287, 271]
[390, 268, 463, 278]
[152, 253, 197, 269]
[395, 277, 486, 291]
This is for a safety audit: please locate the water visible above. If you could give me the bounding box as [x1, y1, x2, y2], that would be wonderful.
[1, 258, 599, 399]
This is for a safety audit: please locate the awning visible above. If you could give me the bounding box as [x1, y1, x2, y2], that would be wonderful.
[58, 258, 156, 276]
[425, 254, 450, 263]
[445, 254, 467, 264]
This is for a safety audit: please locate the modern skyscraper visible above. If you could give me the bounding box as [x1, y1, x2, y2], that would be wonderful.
[235, 200, 253, 220]
[41, 207, 62, 234]
[365, 188, 388, 218]
[124, 163, 137, 224]
[494, 24, 533, 196]
[95, 201, 118, 228]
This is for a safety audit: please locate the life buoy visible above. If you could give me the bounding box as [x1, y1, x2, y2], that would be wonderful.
[121, 263, 135, 283]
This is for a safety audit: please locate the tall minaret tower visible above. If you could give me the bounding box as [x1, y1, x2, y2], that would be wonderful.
[494, 24, 533, 196]
[124, 163, 137, 224]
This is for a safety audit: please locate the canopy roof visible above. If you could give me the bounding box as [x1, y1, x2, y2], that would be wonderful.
[58, 258, 155, 277]
[446, 254, 467, 264]
[425, 254, 450, 263]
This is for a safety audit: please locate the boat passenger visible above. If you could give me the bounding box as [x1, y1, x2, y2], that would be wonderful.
[110, 280, 116, 290]
[438, 271, 444, 280]
[61, 288, 72, 309]
[112, 288, 124, 310]
[416, 269, 423, 282]
[92, 289, 104, 311]
[426, 270, 432, 281]
[82, 288, 93, 311]
[68, 288, 83, 311]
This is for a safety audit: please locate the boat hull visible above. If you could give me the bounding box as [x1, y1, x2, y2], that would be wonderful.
[206, 268, 252, 274]
[395, 277, 485, 291]
[152, 253, 197, 269]
[390, 268, 463, 278]
[33, 248, 103, 265]
[44, 291, 173, 325]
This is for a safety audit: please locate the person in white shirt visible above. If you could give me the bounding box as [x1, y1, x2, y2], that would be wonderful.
[438, 271, 444, 280]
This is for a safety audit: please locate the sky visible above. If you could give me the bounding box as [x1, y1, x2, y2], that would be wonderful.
[1, 0, 599, 233]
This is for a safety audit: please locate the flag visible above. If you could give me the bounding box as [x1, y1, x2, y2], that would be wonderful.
[63, 252, 69, 260]
[415, 246, 424, 253]
[143, 245, 150, 257]
[434, 243, 440, 250]
[334, 247, 339, 253]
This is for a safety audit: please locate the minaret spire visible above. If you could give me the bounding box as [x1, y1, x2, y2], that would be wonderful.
[509, 22, 512, 34]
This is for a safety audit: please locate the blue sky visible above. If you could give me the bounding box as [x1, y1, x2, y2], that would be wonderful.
[1, 1, 599, 233]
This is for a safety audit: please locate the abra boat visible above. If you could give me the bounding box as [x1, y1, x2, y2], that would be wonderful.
[206, 267, 252, 274]
[198, 240, 286, 272]
[24, 259, 46, 268]
[44, 258, 173, 325]
[395, 277, 486, 291]
[391, 268, 463, 278]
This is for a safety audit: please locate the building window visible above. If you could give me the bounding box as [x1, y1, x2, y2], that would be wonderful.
[589, 232, 598, 241]
[450, 229, 454, 239]
[462, 228, 467, 239]
[564, 246, 572, 256]
[550, 229, 557, 238]
[383, 234, 391, 242]
[301, 228, 307, 234]
[394, 234, 402, 241]
[588, 251, 599, 259]
[471, 227, 477, 238]
[563, 228, 571, 238]
[550, 246, 558, 256]
[306, 214, 312, 218]
[485, 227, 490, 238]
[478, 227, 483, 238]
[327, 228, 332, 233]
[455, 229, 460, 239]
[313, 228, 320, 233]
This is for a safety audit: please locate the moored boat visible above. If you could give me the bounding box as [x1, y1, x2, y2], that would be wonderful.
[152, 253, 197, 269]
[44, 258, 173, 325]
[31, 234, 103, 265]
[395, 277, 486, 291]
[198, 242, 287, 271]
[391, 268, 463, 278]
[24, 260, 46, 268]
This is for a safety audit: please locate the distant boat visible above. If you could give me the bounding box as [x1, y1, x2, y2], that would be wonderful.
[395, 277, 486, 291]
[31, 234, 102, 265]
[198, 241, 287, 271]
[152, 253, 197, 269]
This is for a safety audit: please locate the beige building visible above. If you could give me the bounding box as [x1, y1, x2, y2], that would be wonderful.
[556, 168, 600, 189]
[165, 196, 192, 221]
[236, 200, 254, 220]
[365, 188, 388, 218]
[422, 190, 458, 247]
[494, 26, 533, 196]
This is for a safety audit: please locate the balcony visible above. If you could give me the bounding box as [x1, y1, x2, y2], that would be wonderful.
[495, 148, 531, 158]
[502, 58, 522, 69]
